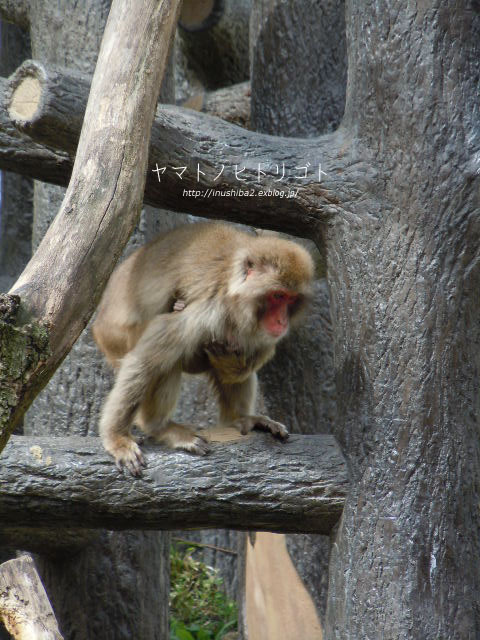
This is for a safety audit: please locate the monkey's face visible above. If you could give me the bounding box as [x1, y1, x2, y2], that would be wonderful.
[260, 290, 300, 338]
[228, 239, 313, 345]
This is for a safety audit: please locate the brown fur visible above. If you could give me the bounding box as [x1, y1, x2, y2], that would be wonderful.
[93, 222, 314, 475]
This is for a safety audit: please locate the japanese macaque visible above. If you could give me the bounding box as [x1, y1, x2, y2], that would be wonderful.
[93, 222, 314, 475]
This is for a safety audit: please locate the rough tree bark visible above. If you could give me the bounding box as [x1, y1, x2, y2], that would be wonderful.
[0, 433, 347, 535]
[324, 4, 480, 639]
[250, 0, 346, 136]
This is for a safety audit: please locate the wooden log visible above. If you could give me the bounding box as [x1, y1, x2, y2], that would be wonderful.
[7, 59, 251, 144]
[182, 80, 251, 128]
[0, 555, 63, 640]
[0, 433, 348, 535]
[7, 59, 89, 152]
[0, 75, 73, 187]
[3, 60, 361, 238]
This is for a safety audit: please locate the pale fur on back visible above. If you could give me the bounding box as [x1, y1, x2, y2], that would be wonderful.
[94, 222, 314, 362]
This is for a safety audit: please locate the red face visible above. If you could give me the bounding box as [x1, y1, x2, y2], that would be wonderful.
[261, 290, 298, 338]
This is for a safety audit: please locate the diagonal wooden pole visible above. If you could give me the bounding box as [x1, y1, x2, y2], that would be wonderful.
[1, 0, 181, 451]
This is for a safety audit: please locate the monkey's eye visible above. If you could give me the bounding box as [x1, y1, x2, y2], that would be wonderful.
[270, 291, 299, 305]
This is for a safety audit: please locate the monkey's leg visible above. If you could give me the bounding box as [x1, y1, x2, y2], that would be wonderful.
[99, 308, 210, 475]
[214, 373, 289, 441]
[136, 366, 209, 456]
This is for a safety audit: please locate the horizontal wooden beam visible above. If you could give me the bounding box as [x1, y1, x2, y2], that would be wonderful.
[0, 433, 348, 536]
[2, 60, 365, 239]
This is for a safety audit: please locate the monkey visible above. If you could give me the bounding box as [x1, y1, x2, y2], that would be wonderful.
[93, 222, 314, 476]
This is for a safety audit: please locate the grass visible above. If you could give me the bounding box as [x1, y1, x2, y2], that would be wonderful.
[169, 543, 238, 640]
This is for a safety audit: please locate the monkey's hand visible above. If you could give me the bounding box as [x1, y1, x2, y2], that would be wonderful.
[172, 298, 187, 312]
[103, 433, 146, 477]
[231, 415, 289, 441]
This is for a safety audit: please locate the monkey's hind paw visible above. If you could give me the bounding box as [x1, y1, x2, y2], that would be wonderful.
[233, 415, 289, 441]
[180, 435, 210, 456]
[111, 440, 146, 477]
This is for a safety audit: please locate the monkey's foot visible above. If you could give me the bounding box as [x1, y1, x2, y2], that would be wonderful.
[232, 415, 289, 441]
[104, 436, 146, 477]
[151, 422, 210, 456]
[177, 434, 210, 456]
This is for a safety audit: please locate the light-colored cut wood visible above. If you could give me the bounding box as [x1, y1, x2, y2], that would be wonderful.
[0, 555, 63, 640]
[9, 77, 41, 120]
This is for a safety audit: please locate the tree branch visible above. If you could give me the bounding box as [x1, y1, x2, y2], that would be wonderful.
[181, 80, 251, 128]
[3, 60, 377, 240]
[0, 433, 348, 535]
[0, 75, 73, 185]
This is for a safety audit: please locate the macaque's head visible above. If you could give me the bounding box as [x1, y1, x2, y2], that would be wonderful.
[229, 235, 314, 343]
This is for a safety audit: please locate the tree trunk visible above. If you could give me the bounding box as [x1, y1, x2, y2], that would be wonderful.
[250, 0, 346, 136]
[248, 2, 345, 633]
[325, 2, 480, 638]
[177, 0, 250, 89]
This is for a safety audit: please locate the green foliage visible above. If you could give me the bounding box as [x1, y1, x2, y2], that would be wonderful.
[170, 544, 238, 640]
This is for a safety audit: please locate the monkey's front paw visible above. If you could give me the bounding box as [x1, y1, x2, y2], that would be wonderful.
[172, 298, 186, 312]
[232, 415, 289, 441]
[107, 438, 146, 477]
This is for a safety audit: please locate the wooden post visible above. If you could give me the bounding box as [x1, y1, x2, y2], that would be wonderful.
[0, 555, 63, 640]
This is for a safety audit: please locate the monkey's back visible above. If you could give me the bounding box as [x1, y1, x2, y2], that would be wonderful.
[135, 223, 252, 305]
[93, 223, 250, 364]
[93, 222, 313, 367]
